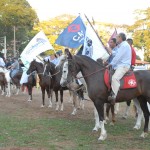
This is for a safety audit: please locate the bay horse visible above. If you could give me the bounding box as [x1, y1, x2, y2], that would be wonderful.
[60, 52, 150, 141]
[44, 60, 85, 115]
[26, 60, 53, 108]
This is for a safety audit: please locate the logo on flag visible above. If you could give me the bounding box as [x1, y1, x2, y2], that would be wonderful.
[82, 24, 109, 61]
[55, 16, 86, 49]
[20, 31, 54, 68]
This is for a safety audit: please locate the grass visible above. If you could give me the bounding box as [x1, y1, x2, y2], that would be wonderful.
[0, 111, 150, 150]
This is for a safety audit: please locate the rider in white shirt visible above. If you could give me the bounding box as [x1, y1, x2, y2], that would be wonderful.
[0, 57, 5, 67]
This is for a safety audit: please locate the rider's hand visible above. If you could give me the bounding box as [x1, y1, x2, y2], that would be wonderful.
[105, 64, 112, 69]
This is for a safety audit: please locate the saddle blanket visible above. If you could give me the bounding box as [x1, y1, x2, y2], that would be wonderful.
[104, 69, 137, 90]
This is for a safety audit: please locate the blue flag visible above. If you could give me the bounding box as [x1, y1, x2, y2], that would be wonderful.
[55, 16, 86, 49]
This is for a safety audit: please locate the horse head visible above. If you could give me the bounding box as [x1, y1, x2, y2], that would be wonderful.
[55, 54, 67, 69]
[27, 59, 43, 75]
[60, 50, 79, 87]
[44, 59, 57, 75]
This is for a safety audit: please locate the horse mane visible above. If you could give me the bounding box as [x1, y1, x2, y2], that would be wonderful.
[74, 55, 104, 68]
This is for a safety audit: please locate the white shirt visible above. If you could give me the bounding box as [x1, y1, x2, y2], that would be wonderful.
[0, 57, 5, 67]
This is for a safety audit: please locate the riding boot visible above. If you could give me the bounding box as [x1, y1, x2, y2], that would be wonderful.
[108, 91, 116, 105]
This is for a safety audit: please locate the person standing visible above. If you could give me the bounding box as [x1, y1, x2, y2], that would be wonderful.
[106, 33, 131, 105]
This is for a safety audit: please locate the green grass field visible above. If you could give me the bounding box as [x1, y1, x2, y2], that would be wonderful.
[0, 111, 150, 150]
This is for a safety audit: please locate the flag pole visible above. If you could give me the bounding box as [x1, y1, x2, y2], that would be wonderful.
[84, 14, 110, 55]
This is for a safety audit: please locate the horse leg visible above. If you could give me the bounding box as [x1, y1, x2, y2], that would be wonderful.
[6, 82, 11, 97]
[71, 92, 78, 115]
[105, 103, 111, 122]
[68, 90, 73, 103]
[48, 89, 53, 108]
[55, 91, 59, 111]
[41, 87, 45, 107]
[94, 99, 107, 141]
[27, 85, 32, 102]
[77, 89, 85, 110]
[138, 96, 149, 138]
[133, 98, 143, 130]
[114, 103, 120, 114]
[60, 90, 64, 111]
[110, 104, 115, 126]
[93, 105, 100, 131]
[122, 100, 131, 119]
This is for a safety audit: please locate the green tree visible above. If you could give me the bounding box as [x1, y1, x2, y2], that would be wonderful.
[33, 14, 76, 54]
[0, 0, 39, 56]
[127, 8, 150, 61]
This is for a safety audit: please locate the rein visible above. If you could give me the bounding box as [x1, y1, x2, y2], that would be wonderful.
[75, 68, 105, 80]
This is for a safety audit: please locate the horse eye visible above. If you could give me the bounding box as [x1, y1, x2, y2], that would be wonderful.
[63, 70, 66, 73]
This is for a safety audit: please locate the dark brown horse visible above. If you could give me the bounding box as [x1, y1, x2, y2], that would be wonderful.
[43, 60, 69, 111]
[26, 60, 53, 108]
[44, 60, 85, 114]
[60, 52, 150, 141]
[0, 72, 7, 95]
[23, 72, 37, 101]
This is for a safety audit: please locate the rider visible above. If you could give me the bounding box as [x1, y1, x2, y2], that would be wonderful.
[106, 38, 117, 64]
[8, 57, 20, 78]
[106, 33, 131, 105]
[127, 38, 136, 69]
[0, 56, 5, 67]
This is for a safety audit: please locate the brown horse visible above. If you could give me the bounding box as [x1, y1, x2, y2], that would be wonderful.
[26, 60, 53, 108]
[44, 60, 86, 114]
[60, 51, 150, 141]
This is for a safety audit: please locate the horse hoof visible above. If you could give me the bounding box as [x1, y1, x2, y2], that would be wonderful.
[133, 125, 141, 130]
[98, 133, 107, 141]
[92, 126, 100, 132]
[105, 116, 109, 121]
[104, 120, 107, 124]
[140, 132, 148, 138]
[122, 115, 127, 119]
[109, 122, 114, 126]
[48, 105, 52, 108]
[28, 99, 32, 102]
[41, 105, 44, 108]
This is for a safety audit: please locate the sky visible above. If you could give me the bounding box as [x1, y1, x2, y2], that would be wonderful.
[27, 0, 150, 25]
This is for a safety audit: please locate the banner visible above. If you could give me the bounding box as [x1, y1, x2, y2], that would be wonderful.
[108, 28, 117, 45]
[55, 16, 86, 48]
[82, 24, 109, 61]
[20, 31, 53, 68]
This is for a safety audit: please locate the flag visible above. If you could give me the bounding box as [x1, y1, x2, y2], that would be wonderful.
[108, 28, 117, 45]
[55, 16, 86, 49]
[20, 31, 54, 68]
[82, 24, 109, 61]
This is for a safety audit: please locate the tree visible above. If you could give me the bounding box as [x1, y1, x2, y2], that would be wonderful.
[127, 8, 150, 61]
[33, 14, 76, 54]
[0, 0, 39, 56]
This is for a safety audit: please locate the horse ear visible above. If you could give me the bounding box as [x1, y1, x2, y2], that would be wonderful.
[48, 59, 50, 63]
[65, 48, 72, 59]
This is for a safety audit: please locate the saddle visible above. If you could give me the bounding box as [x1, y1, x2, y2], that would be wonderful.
[104, 69, 137, 91]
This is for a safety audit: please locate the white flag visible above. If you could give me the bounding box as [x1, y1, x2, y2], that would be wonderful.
[82, 24, 109, 61]
[20, 30, 53, 68]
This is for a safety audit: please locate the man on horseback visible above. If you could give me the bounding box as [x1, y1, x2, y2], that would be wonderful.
[0, 56, 5, 67]
[106, 33, 131, 105]
[8, 57, 20, 78]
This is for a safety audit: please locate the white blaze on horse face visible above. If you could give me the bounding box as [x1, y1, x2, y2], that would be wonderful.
[60, 61, 69, 85]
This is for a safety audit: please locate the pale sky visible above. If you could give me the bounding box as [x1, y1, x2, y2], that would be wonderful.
[27, 0, 150, 25]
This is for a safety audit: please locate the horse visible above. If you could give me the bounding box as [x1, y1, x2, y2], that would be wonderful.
[60, 51, 150, 141]
[0, 72, 7, 95]
[0, 67, 12, 96]
[44, 60, 86, 115]
[23, 72, 37, 101]
[26, 60, 53, 108]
